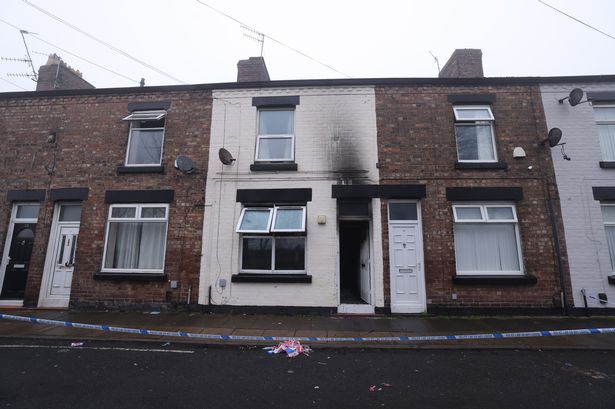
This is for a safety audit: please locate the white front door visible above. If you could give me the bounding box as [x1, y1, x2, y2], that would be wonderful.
[39, 204, 82, 308]
[388, 202, 425, 313]
[49, 225, 78, 296]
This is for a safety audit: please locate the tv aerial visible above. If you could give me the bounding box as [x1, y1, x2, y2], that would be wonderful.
[174, 155, 195, 174]
[218, 148, 236, 165]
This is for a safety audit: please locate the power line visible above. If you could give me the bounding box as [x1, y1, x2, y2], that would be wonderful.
[0, 18, 141, 84]
[0, 77, 29, 91]
[194, 0, 352, 78]
[21, 0, 187, 84]
[538, 0, 615, 42]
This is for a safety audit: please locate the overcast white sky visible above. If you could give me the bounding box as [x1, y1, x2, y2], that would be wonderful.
[1, 0, 614, 92]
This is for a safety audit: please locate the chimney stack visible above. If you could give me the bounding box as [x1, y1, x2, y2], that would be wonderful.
[36, 54, 95, 91]
[237, 57, 270, 82]
[439, 49, 484, 78]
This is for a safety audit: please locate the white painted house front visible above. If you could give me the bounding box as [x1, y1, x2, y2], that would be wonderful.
[541, 82, 615, 310]
[198, 86, 385, 312]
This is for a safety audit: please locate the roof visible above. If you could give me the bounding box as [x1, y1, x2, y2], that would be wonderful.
[1, 74, 615, 99]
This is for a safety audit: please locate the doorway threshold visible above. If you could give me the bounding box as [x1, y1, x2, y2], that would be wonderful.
[0, 299, 24, 307]
[337, 304, 375, 314]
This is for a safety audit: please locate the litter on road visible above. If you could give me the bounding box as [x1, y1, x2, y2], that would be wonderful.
[264, 340, 312, 358]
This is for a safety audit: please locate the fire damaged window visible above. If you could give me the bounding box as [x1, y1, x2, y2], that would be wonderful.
[102, 204, 168, 273]
[453, 105, 497, 162]
[236, 206, 306, 273]
[122, 110, 166, 166]
[255, 109, 294, 162]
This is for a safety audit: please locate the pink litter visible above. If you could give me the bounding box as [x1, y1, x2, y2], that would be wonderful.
[264, 340, 312, 358]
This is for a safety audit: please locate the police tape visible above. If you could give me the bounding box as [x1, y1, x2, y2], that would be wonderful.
[1, 313, 615, 343]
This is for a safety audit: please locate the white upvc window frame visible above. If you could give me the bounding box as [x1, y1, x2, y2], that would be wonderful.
[122, 110, 167, 167]
[237, 205, 307, 274]
[452, 202, 524, 276]
[601, 203, 615, 272]
[101, 203, 169, 274]
[593, 104, 615, 162]
[453, 105, 498, 163]
[255, 108, 295, 162]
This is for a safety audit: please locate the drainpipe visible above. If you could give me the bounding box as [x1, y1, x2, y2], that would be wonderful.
[547, 197, 569, 315]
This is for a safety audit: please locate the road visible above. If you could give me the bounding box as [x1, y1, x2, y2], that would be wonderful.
[0, 338, 614, 408]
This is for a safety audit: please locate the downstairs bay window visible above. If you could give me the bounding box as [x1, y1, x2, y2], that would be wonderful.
[453, 203, 523, 275]
[102, 204, 168, 273]
[601, 205, 615, 272]
[237, 207, 306, 273]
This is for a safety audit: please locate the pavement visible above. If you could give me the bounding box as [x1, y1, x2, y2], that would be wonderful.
[2, 308, 615, 349]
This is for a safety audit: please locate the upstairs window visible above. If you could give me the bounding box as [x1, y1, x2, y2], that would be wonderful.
[453, 105, 497, 162]
[594, 105, 615, 162]
[236, 206, 306, 273]
[122, 110, 166, 166]
[453, 203, 523, 275]
[256, 109, 294, 162]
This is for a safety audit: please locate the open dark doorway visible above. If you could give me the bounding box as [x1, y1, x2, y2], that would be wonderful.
[339, 220, 370, 304]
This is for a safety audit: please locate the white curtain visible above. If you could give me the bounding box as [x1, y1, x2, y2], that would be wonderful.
[476, 125, 495, 161]
[257, 137, 292, 160]
[455, 223, 520, 273]
[598, 125, 615, 161]
[138, 223, 165, 269]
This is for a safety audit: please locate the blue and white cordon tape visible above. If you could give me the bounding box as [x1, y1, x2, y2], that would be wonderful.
[1, 313, 615, 343]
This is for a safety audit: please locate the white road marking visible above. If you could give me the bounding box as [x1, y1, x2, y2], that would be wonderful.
[0, 344, 194, 354]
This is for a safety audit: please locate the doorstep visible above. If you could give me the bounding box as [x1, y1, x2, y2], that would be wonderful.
[337, 304, 375, 314]
[0, 300, 24, 308]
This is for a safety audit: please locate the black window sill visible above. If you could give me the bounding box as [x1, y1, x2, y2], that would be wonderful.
[455, 161, 508, 170]
[599, 161, 615, 169]
[94, 273, 167, 282]
[608, 276, 615, 285]
[231, 274, 312, 283]
[250, 163, 298, 171]
[453, 275, 537, 285]
[117, 165, 165, 175]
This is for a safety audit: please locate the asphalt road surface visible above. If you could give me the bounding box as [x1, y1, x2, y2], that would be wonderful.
[1, 339, 614, 409]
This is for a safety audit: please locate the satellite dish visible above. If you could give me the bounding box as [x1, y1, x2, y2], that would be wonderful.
[541, 128, 563, 147]
[568, 88, 584, 106]
[558, 88, 585, 106]
[219, 148, 236, 165]
[174, 155, 194, 173]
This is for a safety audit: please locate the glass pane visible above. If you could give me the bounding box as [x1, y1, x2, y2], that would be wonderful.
[455, 207, 482, 220]
[242, 237, 272, 270]
[59, 205, 82, 222]
[141, 207, 166, 218]
[275, 237, 305, 271]
[598, 125, 615, 161]
[456, 125, 495, 161]
[259, 110, 293, 135]
[389, 203, 418, 220]
[455, 108, 492, 120]
[602, 206, 615, 223]
[16, 204, 39, 219]
[338, 201, 369, 217]
[239, 209, 271, 231]
[605, 226, 615, 271]
[111, 207, 136, 218]
[127, 129, 163, 165]
[455, 223, 520, 272]
[273, 209, 304, 230]
[104, 222, 165, 270]
[487, 207, 514, 220]
[257, 137, 293, 160]
[594, 107, 615, 122]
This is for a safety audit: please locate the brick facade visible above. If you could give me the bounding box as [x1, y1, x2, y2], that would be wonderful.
[375, 84, 571, 312]
[0, 89, 211, 309]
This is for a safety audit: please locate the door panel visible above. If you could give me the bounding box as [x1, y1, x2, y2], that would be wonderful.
[359, 229, 370, 303]
[1, 223, 36, 299]
[50, 226, 78, 296]
[389, 223, 425, 313]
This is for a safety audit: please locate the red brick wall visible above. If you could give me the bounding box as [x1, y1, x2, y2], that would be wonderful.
[376, 84, 571, 311]
[0, 89, 211, 309]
